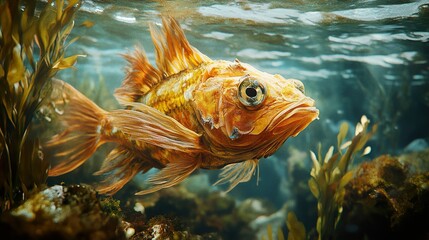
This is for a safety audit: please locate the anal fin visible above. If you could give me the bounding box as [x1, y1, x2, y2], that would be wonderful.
[135, 155, 201, 195]
[95, 146, 153, 195]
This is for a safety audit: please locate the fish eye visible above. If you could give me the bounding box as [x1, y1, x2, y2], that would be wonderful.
[238, 75, 266, 107]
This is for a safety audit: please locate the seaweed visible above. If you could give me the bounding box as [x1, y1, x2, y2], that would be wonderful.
[286, 212, 306, 240]
[0, 0, 82, 212]
[269, 116, 376, 240]
[307, 115, 377, 240]
[262, 212, 304, 240]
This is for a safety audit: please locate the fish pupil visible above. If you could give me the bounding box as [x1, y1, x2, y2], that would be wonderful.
[246, 87, 257, 98]
[237, 75, 266, 108]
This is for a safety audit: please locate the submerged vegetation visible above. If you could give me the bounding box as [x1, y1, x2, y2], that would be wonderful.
[308, 116, 376, 240]
[279, 116, 376, 240]
[0, 0, 82, 212]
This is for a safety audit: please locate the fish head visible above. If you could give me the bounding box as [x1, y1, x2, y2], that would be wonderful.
[193, 60, 319, 162]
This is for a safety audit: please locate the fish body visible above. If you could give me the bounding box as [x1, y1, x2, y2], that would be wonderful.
[47, 17, 319, 195]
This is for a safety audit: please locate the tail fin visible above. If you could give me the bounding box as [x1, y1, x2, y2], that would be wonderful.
[45, 80, 107, 176]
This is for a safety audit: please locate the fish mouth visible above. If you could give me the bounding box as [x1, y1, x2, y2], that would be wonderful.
[268, 97, 319, 136]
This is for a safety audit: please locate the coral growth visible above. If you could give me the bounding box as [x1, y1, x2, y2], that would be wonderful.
[136, 187, 258, 239]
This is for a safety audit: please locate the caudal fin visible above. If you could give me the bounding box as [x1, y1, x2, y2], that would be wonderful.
[45, 80, 107, 176]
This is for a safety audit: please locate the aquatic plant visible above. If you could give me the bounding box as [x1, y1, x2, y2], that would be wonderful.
[308, 115, 376, 240]
[286, 212, 306, 240]
[265, 116, 376, 240]
[0, 0, 82, 212]
[262, 212, 304, 240]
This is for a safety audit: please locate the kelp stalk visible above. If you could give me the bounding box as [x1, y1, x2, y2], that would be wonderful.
[0, 0, 82, 212]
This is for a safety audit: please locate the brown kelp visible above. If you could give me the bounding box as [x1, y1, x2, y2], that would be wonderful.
[0, 0, 82, 212]
[286, 212, 306, 240]
[307, 116, 376, 240]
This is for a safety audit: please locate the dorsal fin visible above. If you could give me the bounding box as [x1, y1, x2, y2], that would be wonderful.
[151, 17, 211, 77]
[114, 16, 211, 104]
[115, 48, 161, 103]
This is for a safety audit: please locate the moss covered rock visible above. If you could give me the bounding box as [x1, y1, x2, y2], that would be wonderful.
[0, 184, 125, 240]
[337, 153, 429, 240]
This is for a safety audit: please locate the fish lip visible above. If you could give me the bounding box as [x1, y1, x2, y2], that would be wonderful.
[268, 97, 319, 134]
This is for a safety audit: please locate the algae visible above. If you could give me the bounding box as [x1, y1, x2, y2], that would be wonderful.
[0, 184, 125, 240]
[286, 212, 306, 240]
[337, 153, 429, 239]
[100, 196, 123, 218]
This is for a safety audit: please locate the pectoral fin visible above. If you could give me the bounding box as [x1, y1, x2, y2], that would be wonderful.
[135, 156, 201, 195]
[213, 159, 259, 192]
[108, 101, 203, 152]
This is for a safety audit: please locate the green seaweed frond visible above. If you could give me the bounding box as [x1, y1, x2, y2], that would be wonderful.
[308, 115, 377, 240]
[262, 212, 305, 240]
[0, 0, 82, 212]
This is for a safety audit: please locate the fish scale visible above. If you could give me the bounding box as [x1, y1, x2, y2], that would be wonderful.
[142, 67, 205, 123]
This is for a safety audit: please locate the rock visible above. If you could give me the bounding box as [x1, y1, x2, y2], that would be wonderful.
[127, 186, 258, 239]
[0, 184, 125, 240]
[337, 154, 429, 240]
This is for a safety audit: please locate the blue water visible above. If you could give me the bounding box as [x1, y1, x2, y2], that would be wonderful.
[61, 0, 429, 152]
[55, 0, 429, 237]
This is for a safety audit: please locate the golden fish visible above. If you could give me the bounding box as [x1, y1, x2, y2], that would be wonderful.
[47, 17, 319, 195]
